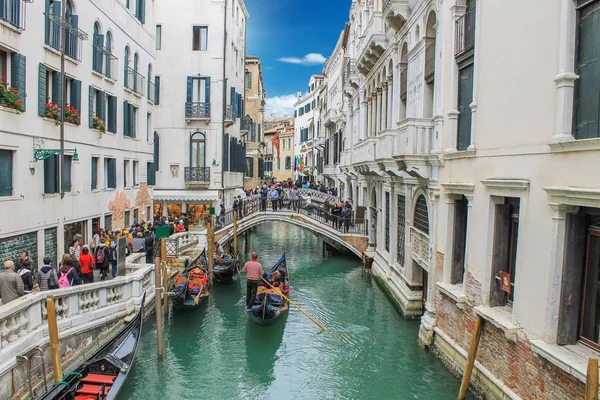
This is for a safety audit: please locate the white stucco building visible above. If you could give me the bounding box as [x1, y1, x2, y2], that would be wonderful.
[0, 0, 155, 266]
[316, 0, 600, 398]
[293, 74, 324, 182]
[152, 0, 247, 224]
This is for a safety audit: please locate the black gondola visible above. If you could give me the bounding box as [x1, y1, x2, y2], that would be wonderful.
[37, 294, 146, 400]
[169, 250, 210, 309]
[213, 252, 238, 284]
[248, 254, 289, 326]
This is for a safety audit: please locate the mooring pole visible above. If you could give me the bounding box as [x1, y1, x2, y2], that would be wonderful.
[46, 295, 62, 383]
[161, 238, 168, 315]
[233, 210, 238, 256]
[207, 216, 214, 286]
[154, 256, 164, 358]
[458, 315, 483, 400]
[586, 358, 599, 400]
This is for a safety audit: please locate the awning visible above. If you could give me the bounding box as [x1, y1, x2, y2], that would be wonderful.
[153, 189, 219, 202]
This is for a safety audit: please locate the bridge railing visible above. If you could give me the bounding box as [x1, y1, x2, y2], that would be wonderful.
[215, 196, 368, 236]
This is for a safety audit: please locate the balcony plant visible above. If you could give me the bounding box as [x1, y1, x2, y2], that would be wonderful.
[45, 102, 61, 125]
[0, 77, 23, 112]
[92, 114, 106, 136]
[65, 104, 80, 125]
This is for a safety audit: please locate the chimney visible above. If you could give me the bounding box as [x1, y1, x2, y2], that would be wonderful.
[297, 90, 302, 98]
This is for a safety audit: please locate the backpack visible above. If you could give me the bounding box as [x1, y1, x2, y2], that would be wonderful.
[109, 244, 117, 262]
[96, 247, 106, 264]
[47, 270, 59, 289]
[58, 268, 73, 288]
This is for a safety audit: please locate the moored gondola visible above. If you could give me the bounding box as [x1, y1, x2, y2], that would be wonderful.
[169, 255, 210, 309]
[213, 252, 238, 284]
[248, 254, 289, 326]
[37, 294, 146, 400]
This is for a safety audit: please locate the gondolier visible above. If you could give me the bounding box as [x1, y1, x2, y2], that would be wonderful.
[241, 252, 265, 310]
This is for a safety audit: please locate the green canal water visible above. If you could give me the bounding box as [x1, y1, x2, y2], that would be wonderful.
[119, 222, 472, 399]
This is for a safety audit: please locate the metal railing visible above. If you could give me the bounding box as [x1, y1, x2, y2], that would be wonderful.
[455, 7, 476, 57]
[424, 40, 436, 82]
[104, 51, 118, 80]
[1, 0, 26, 30]
[185, 102, 211, 119]
[184, 167, 210, 182]
[148, 80, 155, 104]
[92, 44, 104, 73]
[46, 14, 87, 61]
[224, 104, 235, 122]
[126, 67, 145, 96]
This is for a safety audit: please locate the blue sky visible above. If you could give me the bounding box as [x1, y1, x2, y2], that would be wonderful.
[244, 0, 351, 117]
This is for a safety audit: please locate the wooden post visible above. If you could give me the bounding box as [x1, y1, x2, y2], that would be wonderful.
[154, 256, 164, 358]
[586, 358, 599, 400]
[458, 315, 483, 400]
[233, 210, 238, 256]
[46, 295, 62, 383]
[162, 261, 169, 315]
[160, 238, 167, 263]
[207, 216, 214, 286]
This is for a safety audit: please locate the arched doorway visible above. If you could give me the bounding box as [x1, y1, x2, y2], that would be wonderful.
[413, 194, 430, 312]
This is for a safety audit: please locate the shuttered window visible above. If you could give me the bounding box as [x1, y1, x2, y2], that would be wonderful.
[43, 154, 59, 194]
[457, 64, 474, 151]
[105, 158, 116, 189]
[91, 157, 99, 190]
[413, 195, 429, 234]
[574, 1, 600, 139]
[0, 150, 14, 197]
[285, 156, 291, 170]
[147, 162, 156, 185]
[10, 52, 26, 112]
[154, 76, 160, 105]
[135, 0, 146, 24]
[62, 155, 72, 192]
[107, 94, 117, 133]
[397, 195, 406, 266]
[451, 197, 469, 284]
[245, 157, 254, 177]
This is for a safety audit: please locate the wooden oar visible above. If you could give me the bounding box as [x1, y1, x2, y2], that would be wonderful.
[260, 276, 329, 332]
[194, 284, 205, 305]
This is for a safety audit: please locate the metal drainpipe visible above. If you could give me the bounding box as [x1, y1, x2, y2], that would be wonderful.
[59, 0, 66, 199]
[221, 0, 228, 202]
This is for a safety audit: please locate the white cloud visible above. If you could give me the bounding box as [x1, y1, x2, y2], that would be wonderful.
[277, 53, 327, 66]
[265, 94, 297, 118]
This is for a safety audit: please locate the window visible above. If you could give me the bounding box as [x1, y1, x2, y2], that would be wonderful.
[0, 50, 6, 81]
[133, 160, 139, 186]
[451, 197, 469, 284]
[245, 157, 254, 177]
[490, 197, 520, 307]
[190, 132, 206, 168]
[91, 157, 99, 190]
[106, 94, 117, 133]
[246, 71, 252, 89]
[89, 86, 105, 129]
[147, 206, 152, 221]
[46, 0, 79, 59]
[305, 103, 310, 113]
[105, 158, 116, 188]
[124, 46, 130, 88]
[285, 156, 291, 170]
[146, 113, 151, 142]
[63, 155, 72, 192]
[154, 76, 160, 105]
[124, 159, 130, 187]
[43, 155, 58, 194]
[92, 23, 104, 74]
[385, 192, 390, 251]
[156, 25, 162, 49]
[574, 1, 600, 139]
[147, 162, 156, 185]
[0, 0, 23, 29]
[123, 101, 137, 137]
[277, 157, 280, 170]
[192, 26, 208, 51]
[558, 208, 600, 348]
[124, 210, 131, 227]
[153, 132, 160, 172]
[0, 149, 14, 197]
[135, 0, 146, 24]
[457, 64, 474, 151]
[186, 77, 211, 118]
[397, 195, 406, 266]
[1, 50, 26, 112]
[105, 32, 116, 80]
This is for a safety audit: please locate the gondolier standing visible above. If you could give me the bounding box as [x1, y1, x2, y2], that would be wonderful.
[241, 252, 265, 310]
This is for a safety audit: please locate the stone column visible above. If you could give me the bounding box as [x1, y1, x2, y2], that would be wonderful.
[162, 201, 168, 217]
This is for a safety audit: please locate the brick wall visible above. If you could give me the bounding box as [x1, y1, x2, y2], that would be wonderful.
[434, 273, 585, 399]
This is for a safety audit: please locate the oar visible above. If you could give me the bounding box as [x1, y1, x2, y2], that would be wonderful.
[194, 284, 205, 305]
[260, 276, 329, 332]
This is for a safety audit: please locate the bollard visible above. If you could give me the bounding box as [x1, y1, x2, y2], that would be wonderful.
[154, 256, 164, 358]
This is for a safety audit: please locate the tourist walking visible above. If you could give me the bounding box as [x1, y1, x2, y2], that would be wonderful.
[144, 231, 155, 264]
[270, 185, 280, 211]
[260, 184, 269, 211]
[80, 245, 96, 284]
[59, 259, 80, 288]
[95, 242, 110, 280]
[38, 257, 59, 291]
[17, 260, 34, 293]
[289, 186, 300, 212]
[109, 238, 118, 278]
[241, 252, 265, 310]
[0, 261, 25, 304]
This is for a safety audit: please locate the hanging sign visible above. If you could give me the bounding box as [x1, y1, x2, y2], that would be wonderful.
[500, 271, 511, 294]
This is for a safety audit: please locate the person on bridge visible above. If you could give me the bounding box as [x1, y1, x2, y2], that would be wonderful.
[260, 184, 269, 212]
[0, 260, 25, 304]
[289, 186, 300, 212]
[241, 252, 265, 310]
[270, 185, 280, 211]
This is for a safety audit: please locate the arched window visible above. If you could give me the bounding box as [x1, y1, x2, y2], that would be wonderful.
[124, 46, 130, 88]
[105, 31, 113, 78]
[190, 132, 206, 169]
[133, 53, 139, 92]
[424, 11, 437, 118]
[413, 195, 429, 234]
[399, 43, 408, 120]
[147, 63, 153, 101]
[92, 22, 103, 73]
[64, 1, 77, 59]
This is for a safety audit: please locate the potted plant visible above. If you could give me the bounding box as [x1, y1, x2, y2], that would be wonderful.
[0, 77, 23, 111]
[65, 104, 80, 125]
[92, 114, 106, 137]
[45, 102, 61, 125]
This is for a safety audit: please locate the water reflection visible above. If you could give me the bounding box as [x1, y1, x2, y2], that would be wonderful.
[244, 318, 286, 384]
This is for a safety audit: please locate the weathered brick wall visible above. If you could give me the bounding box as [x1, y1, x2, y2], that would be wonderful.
[434, 270, 585, 399]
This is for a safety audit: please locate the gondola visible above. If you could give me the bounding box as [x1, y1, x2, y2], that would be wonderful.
[169, 253, 210, 309]
[213, 252, 238, 284]
[37, 294, 146, 400]
[248, 254, 289, 326]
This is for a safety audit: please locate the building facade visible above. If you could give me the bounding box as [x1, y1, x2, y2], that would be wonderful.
[243, 56, 265, 190]
[293, 75, 324, 182]
[153, 0, 247, 223]
[315, 0, 600, 398]
[262, 115, 294, 182]
[0, 0, 155, 265]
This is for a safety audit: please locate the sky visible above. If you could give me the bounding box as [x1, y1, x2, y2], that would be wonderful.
[244, 0, 351, 117]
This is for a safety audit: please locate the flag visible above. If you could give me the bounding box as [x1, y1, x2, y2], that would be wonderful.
[272, 132, 281, 157]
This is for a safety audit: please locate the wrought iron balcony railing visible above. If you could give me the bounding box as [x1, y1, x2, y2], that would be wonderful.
[185, 102, 211, 119]
[184, 167, 210, 183]
[125, 67, 145, 96]
[46, 14, 87, 61]
[224, 105, 235, 122]
[455, 6, 476, 57]
[92, 44, 104, 73]
[104, 51, 118, 80]
[148, 80, 155, 104]
[1, 0, 26, 30]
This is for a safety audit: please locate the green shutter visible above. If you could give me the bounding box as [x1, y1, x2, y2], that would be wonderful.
[38, 64, 47, 116]
[91, 158, 97, 190]
[204, 77, 210, 104]
[70, 79, 81, 124]
[154, 76, 160, 105]
[44, 155, 58, 194]
[51, 71, 62, 108]
[129, 104, 135, 137]
[107, 95, 117, 133]
[186, 76, 193, 103]
[88, 86, 95, 128]
[457, 65, 474, 151]
[98, 91, 106, 121]
[123, 100, 130, 136]
[0, 150, 13, 197]
[137, 0, 146, 24]
[62, 156, 72, 192]
[10, 53, 26, 112]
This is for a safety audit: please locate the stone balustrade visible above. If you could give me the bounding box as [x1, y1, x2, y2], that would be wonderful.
[409, 226, 431, 269]
[395, 119, 434, 157]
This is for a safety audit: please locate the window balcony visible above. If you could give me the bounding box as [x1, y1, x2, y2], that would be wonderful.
[148, 80, 155, 104]
[104, 52, 118, 80]
[455, 6, 476, 57]
[185, 102, 211, 119]
[1, 0, 26, 30]
[410, 226, 430, 269]
[126, 67, 145, 96]
[46, 14, 87, 61]
[184, 167, 210, 185]
[224, 104, 235, 127]
[383, 0, 409, 32]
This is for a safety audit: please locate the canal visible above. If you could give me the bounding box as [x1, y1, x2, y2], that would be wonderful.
[120, 222, 472, 399]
